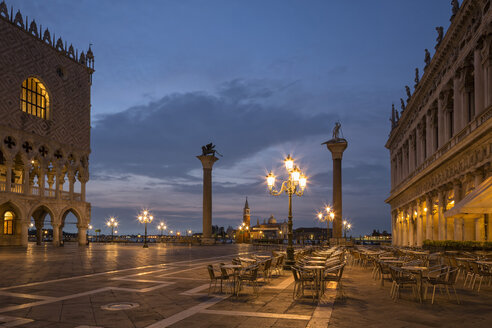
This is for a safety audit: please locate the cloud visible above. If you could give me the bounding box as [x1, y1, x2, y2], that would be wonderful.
[91, 78, 335, 179]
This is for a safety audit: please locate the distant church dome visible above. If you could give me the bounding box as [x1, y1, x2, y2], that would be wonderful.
[267, 214, 277, 224]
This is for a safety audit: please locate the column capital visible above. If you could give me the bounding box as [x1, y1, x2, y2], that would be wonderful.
[196, 155, 219, 169]
[323, 139, 348, 160]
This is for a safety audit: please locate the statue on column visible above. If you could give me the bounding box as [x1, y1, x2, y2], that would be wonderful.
[435, 26, 444, 48]
[332, 122, 342, 140]
[201, 143, 222, 157]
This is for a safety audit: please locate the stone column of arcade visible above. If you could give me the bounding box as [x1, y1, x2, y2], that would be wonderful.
[197, 145, 220, 245]
[323, 122, 348, 244]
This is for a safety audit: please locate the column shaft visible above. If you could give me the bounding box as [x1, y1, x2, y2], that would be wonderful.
[202, 167, 212, 239]
[332, 158, 342, 238]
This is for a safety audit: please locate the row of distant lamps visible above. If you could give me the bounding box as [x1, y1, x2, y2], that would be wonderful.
[316, 205, 352, 238]
[102, 210, 192, 248]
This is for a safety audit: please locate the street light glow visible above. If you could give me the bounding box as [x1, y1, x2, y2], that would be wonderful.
[284, 154, 294, 171]
[266, 171, 276, 188]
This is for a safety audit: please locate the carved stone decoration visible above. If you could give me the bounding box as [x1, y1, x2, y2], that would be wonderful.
[391, 104, 397, 129]
[68, 44, 75, 59]
[424, 49, 431, 68]
[13, 10, 23, 28]
[435, 26, 444, 48]
[42, 28, 51, 45]
[414, 68, 420, 89]
[400, 98, 406, 112]
[55, 37, 64, 52]
[451, 0, 459, 21]
[28, 20, 38, 37]
[79, 52, 85, 65]
[0, 1, 8, 19]
[405, 86, 412, 102]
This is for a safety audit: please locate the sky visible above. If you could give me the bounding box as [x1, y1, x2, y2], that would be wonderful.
[10, 0, 453, 236]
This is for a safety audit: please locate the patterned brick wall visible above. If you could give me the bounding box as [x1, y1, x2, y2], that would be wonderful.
[0, 19, 92, 153]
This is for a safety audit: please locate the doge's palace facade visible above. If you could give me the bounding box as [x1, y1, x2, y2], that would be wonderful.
[386, 0, 492, 247]
[0, 1, 94, 246]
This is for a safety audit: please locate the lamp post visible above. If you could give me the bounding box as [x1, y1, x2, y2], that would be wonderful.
[87, 224, 93, 243]
[266, 154, 307, 269]
[157, 222, 167, 241]
[138, 210, 153, 248]
[343, 220, 352, 238]
[317, 205, 335, 241]
[106, 217, 118, 242]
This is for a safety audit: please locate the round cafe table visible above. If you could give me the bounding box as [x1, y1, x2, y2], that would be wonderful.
[303, 265, 325, 300]
[221, 264, 243, 295]
[401, 266, 428, 303]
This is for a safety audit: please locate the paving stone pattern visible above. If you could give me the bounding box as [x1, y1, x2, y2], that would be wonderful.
[0, 243, 333, 328]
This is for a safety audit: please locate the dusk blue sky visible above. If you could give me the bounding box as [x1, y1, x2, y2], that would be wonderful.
[11, 0, 452, 236]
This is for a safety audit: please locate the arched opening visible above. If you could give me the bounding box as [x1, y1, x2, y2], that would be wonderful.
[0, 202, 23, 245]
[30, 205, 54, 245]
[60, 208, 81, 243]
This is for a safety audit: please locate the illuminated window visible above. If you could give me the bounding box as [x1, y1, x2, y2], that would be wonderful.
[21, 77, 49, 119]
[3, 211, 14, 235]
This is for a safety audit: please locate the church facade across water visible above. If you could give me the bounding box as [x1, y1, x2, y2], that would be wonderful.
[386, 0, 491, 247]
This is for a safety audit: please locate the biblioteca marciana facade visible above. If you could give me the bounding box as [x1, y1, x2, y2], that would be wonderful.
[387, 0, 492, 247]
[0, 1, 94, 246]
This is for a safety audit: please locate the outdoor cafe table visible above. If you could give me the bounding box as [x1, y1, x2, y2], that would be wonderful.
[456, 257, 476, 261]
[255, 255, 271, 259]
[379, 257, 397, 260]
[303, 265, 325, 301]
[221, 264, 243, 295]
[239, 257, 256, 263]
[307, 260, 326, 265]
[309, 257, 326, 260]
[477, 261, 492, 265]
[383, 260, 405, 265]
[401, 266, 428, 303]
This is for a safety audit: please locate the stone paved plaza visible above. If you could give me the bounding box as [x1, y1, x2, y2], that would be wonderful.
[0, 244, 491, 328]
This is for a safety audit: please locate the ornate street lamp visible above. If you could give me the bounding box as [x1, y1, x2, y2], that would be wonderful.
[343, 220, 352, 238]
[138, 210, 154, 248]
[106, 217, 118, 242]
[317, 205, 335, 241]
[157, 222, 167, 241]
[266, 154, 307, 269]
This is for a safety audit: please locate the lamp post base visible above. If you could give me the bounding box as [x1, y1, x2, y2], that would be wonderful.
[143, 244, 149, 248]
[283, 260, 295, 270]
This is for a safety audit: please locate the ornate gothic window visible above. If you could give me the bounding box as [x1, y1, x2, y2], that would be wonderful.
[20, 77, 50, 119]
[3, 211, 14, 235]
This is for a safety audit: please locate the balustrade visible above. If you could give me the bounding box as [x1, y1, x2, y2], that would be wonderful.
[1, 183, 82, 201]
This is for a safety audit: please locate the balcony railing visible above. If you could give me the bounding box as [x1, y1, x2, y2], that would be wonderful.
[1, 183, 82, 201]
